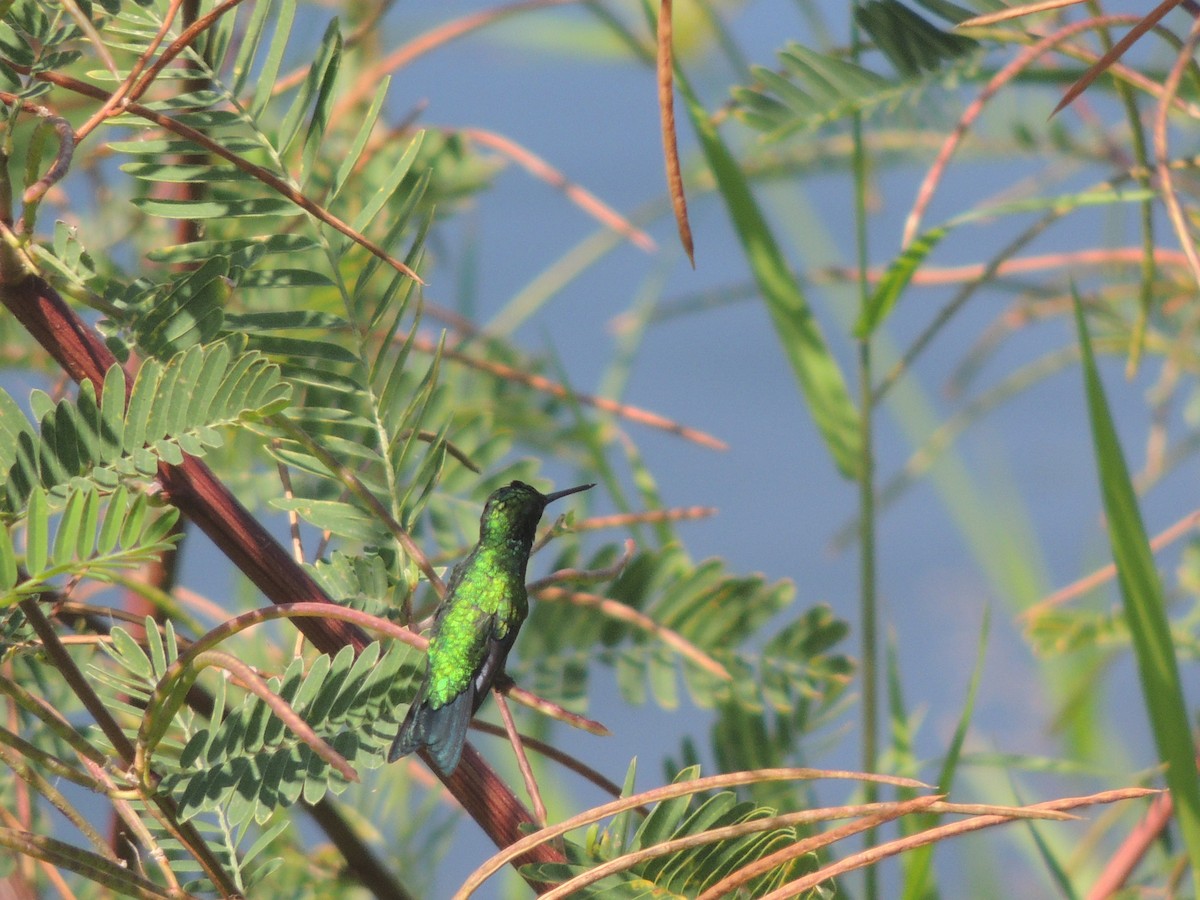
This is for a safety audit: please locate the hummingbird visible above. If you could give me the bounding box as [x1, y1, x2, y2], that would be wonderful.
[388, 479, 594, 776]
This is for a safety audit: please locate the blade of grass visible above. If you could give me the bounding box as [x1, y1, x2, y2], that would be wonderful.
[674, 65, 861, 478]
[1072, 290, 1200, 886]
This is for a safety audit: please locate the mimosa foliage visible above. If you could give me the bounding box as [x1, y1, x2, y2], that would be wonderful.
[732, 0, 980, 140]
[0, 342, 289, 512]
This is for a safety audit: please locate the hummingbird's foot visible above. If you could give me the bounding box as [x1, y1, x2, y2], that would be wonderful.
[492, 671, 515, 693]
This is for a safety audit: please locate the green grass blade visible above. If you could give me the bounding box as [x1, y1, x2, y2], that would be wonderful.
[1073, 291, 1200, 884]
[675, 67, 860, 477]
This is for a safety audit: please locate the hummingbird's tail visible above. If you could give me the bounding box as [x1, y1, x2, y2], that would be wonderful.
[388, 689, 473, 776]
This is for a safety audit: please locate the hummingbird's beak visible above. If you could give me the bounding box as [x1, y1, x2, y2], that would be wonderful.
[544, 483, 595, 504]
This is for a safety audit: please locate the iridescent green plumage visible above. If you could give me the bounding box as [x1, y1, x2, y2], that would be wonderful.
[388, 480, 593, 775]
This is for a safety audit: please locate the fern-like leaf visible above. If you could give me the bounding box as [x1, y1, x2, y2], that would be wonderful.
[1, 486, 179, 608]
[732, 3, 980, 142]
[0, 342, 290, 511]
[164, 640, 418, 826]
[525, 767, 812, 896]
[521, 546, 853, 721]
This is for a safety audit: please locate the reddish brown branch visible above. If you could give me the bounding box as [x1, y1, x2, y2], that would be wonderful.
[1087, 791, 1173, 898]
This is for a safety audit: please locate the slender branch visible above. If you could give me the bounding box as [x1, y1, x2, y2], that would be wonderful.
[17, 599, 136, 764]
[494, 692, 547, 826]
[502, 684, 611, 736]
[458, 768, 931, 898]
[533, 585, 732, 681]
[460, 127, 654, 252]
[15, 603, 240, 895]
[1087, 791, 1174, 898]
[469, 719, 625, 797]
[1152, 15, 1200, 287]
[73, 0, 187, 141]
[415, 332, 728, 450]
[1024, 506, 1200, 618]
[905, 15, 1194, 246]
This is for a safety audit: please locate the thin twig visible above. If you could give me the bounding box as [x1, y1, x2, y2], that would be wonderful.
[758, 788, 1157, 900]
[657, 0, 694, 264]
[1024, 507, 1200, 618]
[457, 768, 930, 898]
[958, 0, 1090, 28]
[534, 585, 731, 681]
[1152, 15, 1200, 287]
[413, 333, 728, 450]
[502, 684, 611, 736]
[904, 15, 1190, 247]
[126, 0, 253, 104]
[1087, 791, 1174, 898]
[2, 77, 424, 287]
[1051, 0, 1188, 116]
[460, 127, 655, 252]
[573, 506, 718, 531]
[273, 447, 306, 565]
[697, 796, 945, 899]
[529, 538, 633, 582]
[73, 0, 187, 142]
[469, 720, 624, 797]
[59, 0, 119, 78]
[493, 692, 547, 827]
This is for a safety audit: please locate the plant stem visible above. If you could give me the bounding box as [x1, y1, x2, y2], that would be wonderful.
[850, 7, 879, 900]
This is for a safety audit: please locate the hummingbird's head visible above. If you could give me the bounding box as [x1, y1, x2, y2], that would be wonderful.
[477, 480, 594, 546]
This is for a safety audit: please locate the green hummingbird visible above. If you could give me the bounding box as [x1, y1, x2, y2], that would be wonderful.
[389, 479, 594, 776]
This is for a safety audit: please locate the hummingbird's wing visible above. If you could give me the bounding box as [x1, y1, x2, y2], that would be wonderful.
[470, 616, 518, 714]
[388, 604, 507, 776]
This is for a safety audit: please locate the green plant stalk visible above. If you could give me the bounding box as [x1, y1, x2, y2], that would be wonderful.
[1073, 294, 1200, 888]
[850, 8, 878, 898]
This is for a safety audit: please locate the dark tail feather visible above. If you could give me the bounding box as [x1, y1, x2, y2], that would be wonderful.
[388, 689, 473, 776]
